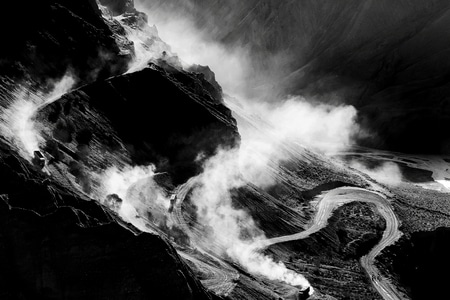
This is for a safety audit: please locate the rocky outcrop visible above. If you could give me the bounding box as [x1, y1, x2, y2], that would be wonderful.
[38, 63, 239, 185]
[99, 0, 135, 16]
[187, 65, 223, 103]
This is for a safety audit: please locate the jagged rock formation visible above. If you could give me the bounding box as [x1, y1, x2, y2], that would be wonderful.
[187, 65, 223, 103]
[0, 0, 130, 89]
[99, 0, 135, 16]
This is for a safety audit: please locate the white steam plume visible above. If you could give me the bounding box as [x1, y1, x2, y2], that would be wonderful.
[188, 95, 358, 293]
[0, 75, 75, 160]
[192, 148, 312, 291]
[97, 165, 170, 232]
[135, 1, 251, 97]
[350, 160, 403, 186]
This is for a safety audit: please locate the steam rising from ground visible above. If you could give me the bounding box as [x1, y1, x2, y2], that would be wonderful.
[350, 161, 403, 186]
[97, 165, 170, 232]
[0, 75, 75, 160]
[230, 96, 360, 188]
[192, 148, 312, 290]
[187, 96, 358, 292]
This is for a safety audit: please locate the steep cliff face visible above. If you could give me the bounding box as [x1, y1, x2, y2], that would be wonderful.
[0, 0, 130, 88]
[144, 0, 450, 154]
[99, 0, 135, 16]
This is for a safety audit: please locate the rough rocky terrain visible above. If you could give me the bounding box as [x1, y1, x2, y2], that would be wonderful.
[0, 1, 233, 299]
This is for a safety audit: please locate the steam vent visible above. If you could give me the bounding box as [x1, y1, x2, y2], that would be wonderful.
[1, 1, 450, 299]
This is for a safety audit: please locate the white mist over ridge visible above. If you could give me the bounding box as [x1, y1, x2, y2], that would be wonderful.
[0, 75, 75, 160]
[135, 0, 251, 97]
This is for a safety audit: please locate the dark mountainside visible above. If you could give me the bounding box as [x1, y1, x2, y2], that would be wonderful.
[146, 0, 450, 154]
[376, 228, 450, 300]
[38, 64, 238, 185]
[99, 0, 135, 15]
[0, 141, 215, 300]
[0, 0, 235, 299]
[0, 0, 130, 89]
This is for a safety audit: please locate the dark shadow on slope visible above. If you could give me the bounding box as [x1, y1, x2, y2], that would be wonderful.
[377, 227, 450, 300]
[38, 64, 239, 185]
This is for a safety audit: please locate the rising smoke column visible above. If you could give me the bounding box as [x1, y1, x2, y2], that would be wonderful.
[0, 75, 75, 160]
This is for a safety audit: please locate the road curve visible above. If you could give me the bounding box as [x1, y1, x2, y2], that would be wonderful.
[253, 187, 406, 300]
[171, 177, 239, 296]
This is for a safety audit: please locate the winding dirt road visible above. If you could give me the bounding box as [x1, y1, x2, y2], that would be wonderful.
[170, 177, 239, 296]
[254, 187, 406, 300]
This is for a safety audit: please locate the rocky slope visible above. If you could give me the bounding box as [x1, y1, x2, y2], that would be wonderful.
[0, 0, 130, 89]
[0, 0, 237, 299]
[0, 140, 215, 300]
[376, 228, 450, 300]
[99, 0, 135, 16]
[37, 63, 238, 186]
